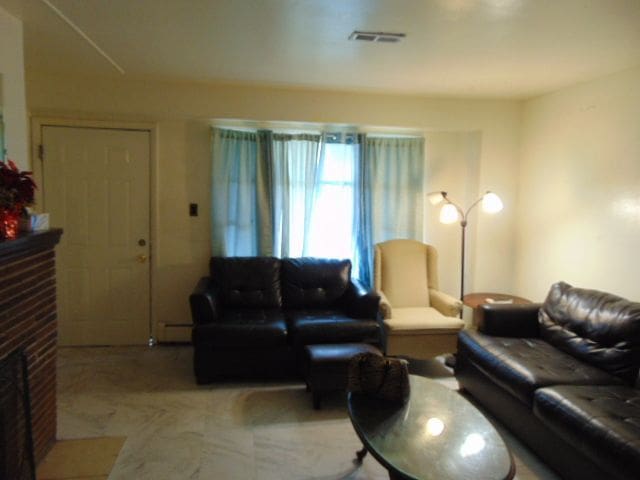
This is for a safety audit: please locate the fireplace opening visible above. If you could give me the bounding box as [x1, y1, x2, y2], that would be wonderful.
[0, 348, 36, 480]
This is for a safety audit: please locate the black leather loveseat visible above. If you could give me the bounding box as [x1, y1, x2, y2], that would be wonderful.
[189, 256, 381, 383]
[455, 282, 640, 480]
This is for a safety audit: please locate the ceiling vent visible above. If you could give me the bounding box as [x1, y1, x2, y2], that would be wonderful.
[349, 31, 406, 43]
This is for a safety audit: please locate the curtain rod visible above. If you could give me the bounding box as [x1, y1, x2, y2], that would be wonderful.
[211, 120, 424, 138]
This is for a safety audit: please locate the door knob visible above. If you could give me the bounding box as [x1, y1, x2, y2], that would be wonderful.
[137, 254, 148, 263]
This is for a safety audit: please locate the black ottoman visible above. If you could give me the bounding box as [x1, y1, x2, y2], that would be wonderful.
[304, 343, 383, 409]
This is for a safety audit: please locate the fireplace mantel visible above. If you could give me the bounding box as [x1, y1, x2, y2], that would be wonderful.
[0, 228, 63, 260]
[0, 228, 63, 463]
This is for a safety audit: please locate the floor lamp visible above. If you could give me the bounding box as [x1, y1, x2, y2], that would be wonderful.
[427, 190, 504, 304]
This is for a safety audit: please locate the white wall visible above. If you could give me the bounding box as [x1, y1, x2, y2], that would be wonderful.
[26, 71, 521, 340]
[0, 7, 28, 169]
[425, 131, 482, 300]
[515, 66, 640, 302]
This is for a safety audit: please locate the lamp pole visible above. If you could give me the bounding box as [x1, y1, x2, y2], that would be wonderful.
[443, 194, 483, 302]
[460, 219, 467, 302]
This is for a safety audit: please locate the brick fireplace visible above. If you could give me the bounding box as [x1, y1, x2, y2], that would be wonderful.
[0, 229, 63, 463]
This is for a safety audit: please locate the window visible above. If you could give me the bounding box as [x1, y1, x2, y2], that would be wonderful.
[211, 126, 424, 286]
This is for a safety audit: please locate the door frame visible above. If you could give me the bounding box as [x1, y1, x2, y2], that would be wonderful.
[31, 117, 159, 345]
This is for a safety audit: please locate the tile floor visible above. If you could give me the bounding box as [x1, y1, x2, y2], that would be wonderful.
[56, 346, 559, 480]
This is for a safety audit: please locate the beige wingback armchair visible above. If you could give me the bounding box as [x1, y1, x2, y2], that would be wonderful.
[374, 239, 465, 359]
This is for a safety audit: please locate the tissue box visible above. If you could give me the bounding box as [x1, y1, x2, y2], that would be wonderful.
[21, 213, 50, 232]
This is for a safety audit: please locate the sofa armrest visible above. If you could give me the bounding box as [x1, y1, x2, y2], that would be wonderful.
[189, 277, 219, 325]
[429, 289, 462, 317]
[477, 303, 542, 337]
[344, 279, 381, 319]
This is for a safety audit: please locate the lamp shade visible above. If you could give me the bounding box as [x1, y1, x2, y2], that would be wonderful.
[439, 203, 459, 224]
[481, 192, 503, 214]
[428, 191, 446, 205]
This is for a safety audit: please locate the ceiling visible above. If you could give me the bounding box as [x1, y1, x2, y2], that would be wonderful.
[3, 0, 640, 98]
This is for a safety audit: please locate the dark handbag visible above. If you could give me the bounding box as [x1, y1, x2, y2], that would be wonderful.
[347, 352, 410, 405]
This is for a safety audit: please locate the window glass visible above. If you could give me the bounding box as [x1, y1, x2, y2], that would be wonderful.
[307, 142, 357, 266]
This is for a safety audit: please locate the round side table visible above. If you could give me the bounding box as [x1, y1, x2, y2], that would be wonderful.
[463, 292, 532, 327]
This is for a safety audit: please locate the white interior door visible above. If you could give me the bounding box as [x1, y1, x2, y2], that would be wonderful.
[42, 126, 151, 345]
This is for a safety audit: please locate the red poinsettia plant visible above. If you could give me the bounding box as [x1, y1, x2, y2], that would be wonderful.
[0, 160, 36, 211]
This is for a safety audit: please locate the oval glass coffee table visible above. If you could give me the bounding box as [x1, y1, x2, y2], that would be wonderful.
[348, 375, 515, 480]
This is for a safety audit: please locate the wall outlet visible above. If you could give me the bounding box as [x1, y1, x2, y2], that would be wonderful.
[189, 203, 198, 217]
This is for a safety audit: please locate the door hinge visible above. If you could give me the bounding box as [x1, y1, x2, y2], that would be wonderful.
[38, 144, 44, 160]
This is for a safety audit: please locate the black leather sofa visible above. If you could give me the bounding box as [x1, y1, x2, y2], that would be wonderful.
[455, 282, 640, 480]
[189, 256, 381, 383]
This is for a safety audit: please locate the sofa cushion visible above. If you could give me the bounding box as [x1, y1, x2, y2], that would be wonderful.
[210, 257, 282, 308]
[458, 330, 621, 406]
[534, 385, 640, 479]
[287, 310, 381, 348]
[281, 258, 351, 309]
[193, 309, 287, 347]
[540, 281, 640, 384]
[384, 307, 464, 335]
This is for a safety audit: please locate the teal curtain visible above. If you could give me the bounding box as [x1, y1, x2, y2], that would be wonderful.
[353, 133, 370, 283]
[211, 129, 261, 256]
[211, 128, 325, 257]
[256, 130, 274, 254]
[357, 136, 425, 286]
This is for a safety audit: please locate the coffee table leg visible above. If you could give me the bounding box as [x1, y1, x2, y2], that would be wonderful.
[353, 445, 368, 464]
